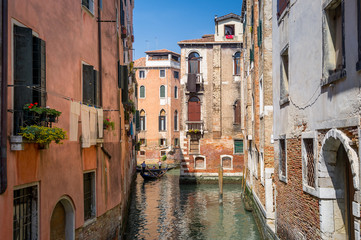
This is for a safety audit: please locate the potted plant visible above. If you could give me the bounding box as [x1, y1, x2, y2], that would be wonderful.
[161, 155, 167, 161]
[45, 107, 61, 122]
[19, 125, 67, 149]
[23, 103, 62, 123]
[103, 117, 115, 130]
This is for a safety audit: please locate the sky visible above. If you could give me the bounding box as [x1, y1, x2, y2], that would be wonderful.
[133, 0, 243, 60]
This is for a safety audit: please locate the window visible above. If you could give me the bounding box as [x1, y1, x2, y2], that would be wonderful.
[82, 0, 94, 14]
[140, 151, 145, 156]
[322, 0, 345, 84]
[233, 52, 241, 75]
[13, 185, 38, 239]
[160, 69, 165, 78]
[195, 156, 205, 169]
[187, 52, 201, 92]
[83, 64, 99, 106]
[159, 138, 167, 146]
[174, 138, 179, 147]
[174, 110, 178, 131]
[280, 47, 289, 104]
[260, 152, 264, 184]
[224, 25, 235, 36]
[140, 86, 145, 98]
[172, 55, 179, 62]
[174, 86, 178, 99]
[303, 138, 315, 188]
[139, 70, 145, 79]
[233, 100, 241, 124]
[259, 77, 264, 116]
[160, 85, 166, 98]
[174, 71, 179, 79]
[83, 172, 96, 221]
[140, 110, 146, 131]
[279, 138, 287, 181]
[221, 155, 233, 169]
[159, 109, 166, 131]
[188, 97, 201, 121]
[13, 25, 46, 134]
[254, 149, 259, 178]
[234, 140, 244, 154]
[140, 138, 146, 146]
[190, 138, 200, 154]
[160, 151, 166, 156]
[277, 0, 289, 17]
[118, 63, 128, 103]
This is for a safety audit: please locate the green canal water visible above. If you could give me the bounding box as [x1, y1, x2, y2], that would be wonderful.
[124, 169, 261, 240]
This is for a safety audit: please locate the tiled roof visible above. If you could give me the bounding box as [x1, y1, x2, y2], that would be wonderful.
[215, 13, 241, 22]
[145, 49, 180, 56]
[134, 57, 146, 67]
[178, 34, 215, 43]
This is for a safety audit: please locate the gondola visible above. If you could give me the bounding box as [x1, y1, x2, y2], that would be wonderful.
[140, 168, 168, 181]
[136, 166, 174, 173]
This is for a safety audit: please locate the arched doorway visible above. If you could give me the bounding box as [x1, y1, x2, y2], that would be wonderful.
[188, 97, 200, 121]
[50, 197, 75, 240]
[319, 129, 359, 239]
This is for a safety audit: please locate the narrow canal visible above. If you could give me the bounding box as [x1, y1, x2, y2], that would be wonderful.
[124, 169, 261, 240]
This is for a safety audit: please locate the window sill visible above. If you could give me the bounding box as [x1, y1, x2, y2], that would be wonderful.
[321, 69, 347, 87]
[81, 5, 95, 17]
[279, 96, 289, 106]
[83, 217, 97, 227]
[233, 152, 244, 155]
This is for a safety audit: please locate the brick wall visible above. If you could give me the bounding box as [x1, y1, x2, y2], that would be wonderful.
[275, 138, 321, 239]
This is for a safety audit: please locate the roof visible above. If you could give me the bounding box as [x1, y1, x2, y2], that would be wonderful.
[134, 57, 146, 68]
[144, 49, 180, 56]
[178, 34, 215, 44]
[214, 13, 242, 22]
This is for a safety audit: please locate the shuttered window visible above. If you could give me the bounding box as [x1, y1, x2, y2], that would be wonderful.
[13, 25, 46, 134]
[234, 140, 244, 154]
[118, 63, 128, 103]
[140, 86, 145, 98]
[160, 85, 165, 98]
[135, 110, 140, 131]
[82, 64, 99, 106]
[257, 20, 263, 47]
[174, 111, 178, 131]
[174, 86, 178, 99]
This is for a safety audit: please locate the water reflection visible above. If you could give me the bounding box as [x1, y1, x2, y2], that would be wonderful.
[125, 170, 261, 240]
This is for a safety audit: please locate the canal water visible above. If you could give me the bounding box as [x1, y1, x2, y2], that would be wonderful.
[124, 169, 261, 240]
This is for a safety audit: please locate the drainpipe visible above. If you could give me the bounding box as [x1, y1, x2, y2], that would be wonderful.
[98, 0, 102, 106]
[1, 0, 8, 194]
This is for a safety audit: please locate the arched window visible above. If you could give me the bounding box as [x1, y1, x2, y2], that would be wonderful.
[188, 52, 201, 74]
[234, 52, 241, 75]
[234, 100, 241, 124]
[174, 110, 178, 131]
[140, 86, 145, 98]
[188, 96, 201, 121]
[221, 155, 233, 169]
[159, 109, 166, 131]
[195, 156, 205, 169]
[174, 86, 178, 99]
[160, 85, 166, 98]
[140, 110, 146, 131]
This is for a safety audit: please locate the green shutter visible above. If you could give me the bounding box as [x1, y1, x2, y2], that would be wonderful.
[121, 65, 128, 103]
[160, 85, 165, 98]
[94, 70, 99, 106]
[235, 140, 244, 153]
[251, 5, 254, 28]
[135, 110, 140, 131]
[83, 65, 94, 105]
[33, 37, 46, 107]
[140, 86, 145, 98]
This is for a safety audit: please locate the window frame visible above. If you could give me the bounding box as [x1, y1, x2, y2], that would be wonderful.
[174, 86, 178, 99]
[82, 0, 95, 14]
[301, 132, 318, 196]
[159, 110, 166, 132]
[140, 110, 146, 131]
[224, 24, 235, 36]
[159, 69, 166, 78]
[139, 70, 145, 79]
[220, 155, 233, 170]
[234, 139, 244, 154]
[194, 155, 206, 169]
[233, 100, 241, 125]
[279, 45, 289, 105]
[174, 110, 178, 131]
[279, 136, 287, 183]
[174, 71, 179, 79]
[159, 85, 166, 98]
[233, 52, 241, 76]
[139, 85, 145, 99]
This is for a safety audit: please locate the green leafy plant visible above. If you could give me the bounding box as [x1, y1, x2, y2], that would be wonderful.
[24, 103, 62, 118]
[19, 125, 67, 144]
[103, 117, 115, 130]
[161, 155, 167, 161]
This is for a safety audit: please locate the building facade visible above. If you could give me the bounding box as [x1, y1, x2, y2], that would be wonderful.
[134, 49, 181, 165]
[273, 0, 361, 239]
[178, 13, 244, 182]
[241, 0, 276, 238]
[1, 0, 136, 239]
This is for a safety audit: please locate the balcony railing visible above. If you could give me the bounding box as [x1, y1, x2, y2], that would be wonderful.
[186, 73, 204, 93]
[186, 121, 204, 131]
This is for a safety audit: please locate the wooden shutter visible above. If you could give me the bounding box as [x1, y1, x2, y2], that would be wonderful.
[135, 110, 140, 131]
[94, 70, 99, 106]
[83, 65, 94, 105]
[235, 140, 243, 153]
[188, 98, 201, 121]
[14, 26, 33, 133]
[159, 116, 161, 131]
[121, 65, 128, 103]
[33, 36, 46, 107]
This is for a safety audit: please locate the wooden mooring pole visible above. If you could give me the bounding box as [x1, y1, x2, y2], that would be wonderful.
[219, 165, 223, 204]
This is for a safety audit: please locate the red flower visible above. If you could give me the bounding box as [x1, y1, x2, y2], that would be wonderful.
[28, 105, 32, 109]
[34, 102, 38, 105]
[106, 118, 110, 121]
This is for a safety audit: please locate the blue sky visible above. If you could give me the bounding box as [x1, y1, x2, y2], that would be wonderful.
[133, 0, 243, 60]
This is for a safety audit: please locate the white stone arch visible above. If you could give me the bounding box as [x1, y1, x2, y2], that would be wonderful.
[318, 128, 359, 193]
[220, 155, 233, 170]
[50, 195, 75, 240]
[185, 50, 202, 74]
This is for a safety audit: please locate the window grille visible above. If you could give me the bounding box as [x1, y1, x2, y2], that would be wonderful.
[13, 186, 38, 240]
[304, 139, 315, 188]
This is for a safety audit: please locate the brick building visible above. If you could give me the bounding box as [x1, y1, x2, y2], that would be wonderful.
[1, 0, 136, 239]
[241, 0, 275, 238]
[134, 49, 181, 165]
[272, 0, 361, 239]
[177, 14, 244, 182]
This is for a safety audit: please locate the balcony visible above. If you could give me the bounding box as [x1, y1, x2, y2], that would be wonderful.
[186, 121, 204, 133]
[186, 73, 204, 93]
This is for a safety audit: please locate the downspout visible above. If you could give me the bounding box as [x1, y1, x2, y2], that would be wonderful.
[98, 0, 102, 106]
[1, 0, 8, 194]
